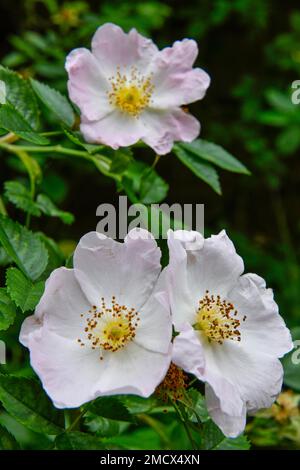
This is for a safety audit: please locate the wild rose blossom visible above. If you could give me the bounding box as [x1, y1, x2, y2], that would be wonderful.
[166, 229, 293, 437]
[20, 229, 172, 408]
[65, 23, 210, 155]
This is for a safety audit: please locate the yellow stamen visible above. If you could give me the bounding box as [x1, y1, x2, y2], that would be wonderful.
[108, 66, 154, 117]
[194, 290, 246, 344]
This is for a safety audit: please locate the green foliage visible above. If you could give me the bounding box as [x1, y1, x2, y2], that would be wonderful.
[0, 288, 17, 331]
[89, 397, 134, 423]
[282, 327, 300, 391]
[6, 268, 44, 313]
[55, 431, 105, 450]
[0, 104, 48, 145]
[0, 375, 64, 435]
[0, 66, 39, 129]
[30, 79, 75, 128]
[0, 215, 48, 281]
[0, 424, 20, 450]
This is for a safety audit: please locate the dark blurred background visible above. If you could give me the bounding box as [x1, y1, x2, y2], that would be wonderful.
[0, 0, 299, 328]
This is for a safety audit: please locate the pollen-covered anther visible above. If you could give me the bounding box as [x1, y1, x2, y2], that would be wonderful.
[77, 296, 140, 358]
[108, 66, 154, 117]
[156, 363, 188, 403]
[194, 290, 246, 344]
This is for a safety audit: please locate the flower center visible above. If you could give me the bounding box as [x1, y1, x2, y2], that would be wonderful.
[194, 290, 246, 344]
[77, 296, 140, 359]
[108, 66, 154, 117]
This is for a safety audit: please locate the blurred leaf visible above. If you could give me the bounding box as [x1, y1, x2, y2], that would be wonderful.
[16, 151, 42, 186]
[64, 129, 104, 154]
[0, 424, 20, 450]
[123, 161, 169, 203]
[89, 397, 134, 423]
[6, 268, 44, 313]
[0, 375, 64, 435]
[173, 145, 221, 194]
[185, 388, 210, 423]
[36, 194, 74, 224]
[179, 140, 250, 175]
[55, 432, 105, 450]
[30, 78, 75, 128]
[282, 327, 300, 391]
[0, 288, 17, 331]
[4, 181, 41, 216]
[0, 66, 39, 129]
[199, 420, 250, 450]
[109, 149, 132, 175]
[0, 104, 49, 145]
[0, 215, 48, 281]
[85, 413, 126, 438]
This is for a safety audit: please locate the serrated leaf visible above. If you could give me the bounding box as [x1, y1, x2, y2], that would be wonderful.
[215, 434, 250, 450]
[4, 181, 41, 216]
[55, 432, 105, 450]
[123, 161, 169, 204]
[200, 419, 250, 450]
[173, 145, 222, 194]
[0, 424, 20, 450]
[30, 78, 75, 128]
[36, 194, 74, 225]
[0, 375, 64, 435]
[0, 66, 39, 129]
[0, 104, 49, 145]
[0, 288, 16, 331]
[6, 268, 44, 312]
[179, 140, 250, 175]
[89, 397, 134, 423]
[185, 388, 210, 423]
[0, 215, 48, 281]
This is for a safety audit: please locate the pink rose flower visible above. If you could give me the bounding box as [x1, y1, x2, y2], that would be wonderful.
[65, 23, 210, 154]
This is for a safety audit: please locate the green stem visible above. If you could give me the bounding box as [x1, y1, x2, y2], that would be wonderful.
[65, 408, 88, 432]
[172, 400, 198, 450]
[151, 154, 161, 169]
[138, 413, 171, 448]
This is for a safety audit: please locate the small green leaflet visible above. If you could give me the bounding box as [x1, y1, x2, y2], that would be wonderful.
[30, 78, 75, 128]
[0, 288, 16, 331]
[6, 268, 45, 313]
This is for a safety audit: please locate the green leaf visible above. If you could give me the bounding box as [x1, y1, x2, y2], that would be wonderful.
[64, 129, 104, 154]
[0, 375, 64, 435]
[6, 268, 44, 313]
[215, 434, 250, 450]
[30, 78, 75, 128]
[0, 215, 48, 281]
[55, 432, 105, 450]
[139, 168, 169, 204]
[36, 194, 74, 225]
[200, 420, 250, 450]
[123, 161, 169, 203]
[173, 144, 222, 195]
[4, 181, 41, 216]
[179, 140, 250, 175]
[185, 388, 210, 423]
[0, 66, 39, 129]
[0, 104, 49, 145]
[0, 424, 20, 450]
[282, 327, 300, 391]
[89, 397, 134, 423]
[109, 149, 132, 175]
[0, 288, 17, 331]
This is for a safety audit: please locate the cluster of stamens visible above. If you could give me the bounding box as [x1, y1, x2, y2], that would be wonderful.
[156, 363, 188, 403]
[77, 296, 140, 360]
[194, 290, 246, 345]
[108, 66, 154, 117]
